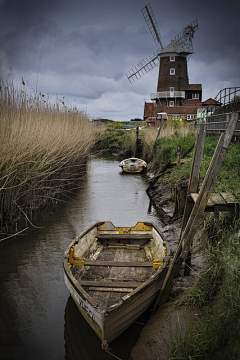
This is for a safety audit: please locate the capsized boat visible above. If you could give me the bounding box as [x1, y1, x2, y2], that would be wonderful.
[119, 157, 147, 173]
[63, 221, 170, 349]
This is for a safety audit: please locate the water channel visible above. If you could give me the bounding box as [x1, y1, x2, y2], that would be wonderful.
[0, 154, 174, 360]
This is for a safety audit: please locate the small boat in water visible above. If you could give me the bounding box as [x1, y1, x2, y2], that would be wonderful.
[63, 221, 170, 349]
[119, 157, 147, 173]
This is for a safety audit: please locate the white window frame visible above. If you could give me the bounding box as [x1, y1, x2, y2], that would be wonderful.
[170, 56, 175, 62]
[169, 100, 174, 107]
[187, 114, 194, 120]
[170, 68, 175, 75]
[192, 93, 199, 99]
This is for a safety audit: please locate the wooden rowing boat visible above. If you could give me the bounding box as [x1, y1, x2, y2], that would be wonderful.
[63, 221, 170, 349]
[119, 158, 147, 173]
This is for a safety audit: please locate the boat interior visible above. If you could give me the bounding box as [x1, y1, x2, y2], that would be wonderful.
[72, 234, 159, 310]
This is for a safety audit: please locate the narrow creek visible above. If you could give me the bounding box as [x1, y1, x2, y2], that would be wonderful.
[0, 153, 176, 360]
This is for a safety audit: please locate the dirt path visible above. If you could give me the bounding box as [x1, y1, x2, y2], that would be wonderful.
[130, 303, 199, 360]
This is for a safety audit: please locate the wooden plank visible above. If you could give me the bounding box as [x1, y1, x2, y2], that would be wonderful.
[96, 234, 152, 240]
[89, 287, 133, 293]
[107, 244, 140, 249]
[190, 193, 198, 203]
[190, 193, 214, 206]
[182, 143, 195, 159]
[209, 193, 226, 205]
[220, 192, 238, 205]
[80, 280, 142, 288]
[84, 260, 153, 267]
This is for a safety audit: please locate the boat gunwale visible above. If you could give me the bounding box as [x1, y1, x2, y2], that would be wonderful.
[63, 221, 170, 314]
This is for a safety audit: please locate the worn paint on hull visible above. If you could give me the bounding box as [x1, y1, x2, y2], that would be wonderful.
[63, 221, 170, 348]
[119, 158, 147, 173]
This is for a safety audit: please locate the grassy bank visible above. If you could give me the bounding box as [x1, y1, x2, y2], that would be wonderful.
[143, 123, 240, 359]
[99, 119, 240, 359]
[166, 219, 240, 360]
[0, 81, 100, 236]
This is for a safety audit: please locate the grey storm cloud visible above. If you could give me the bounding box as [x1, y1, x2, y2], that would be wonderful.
[0, 0, 240, 121]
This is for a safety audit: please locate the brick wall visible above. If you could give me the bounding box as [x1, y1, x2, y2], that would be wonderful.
[157, 55, 189, 92]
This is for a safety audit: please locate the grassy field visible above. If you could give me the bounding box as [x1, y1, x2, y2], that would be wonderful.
[0, 81, 100, 236]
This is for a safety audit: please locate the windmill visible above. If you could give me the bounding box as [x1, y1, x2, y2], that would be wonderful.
[126, 3, 199, 112]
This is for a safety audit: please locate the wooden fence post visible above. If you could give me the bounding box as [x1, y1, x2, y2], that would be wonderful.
[182, 123, 206, 274]
[151, 112, 238, 314]
[176, 145, 181, 169]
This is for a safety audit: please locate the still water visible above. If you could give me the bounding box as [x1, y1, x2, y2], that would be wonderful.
[0, 154, 171, 360]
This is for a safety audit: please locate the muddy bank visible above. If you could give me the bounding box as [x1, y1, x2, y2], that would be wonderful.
[129, 182, 206, 360]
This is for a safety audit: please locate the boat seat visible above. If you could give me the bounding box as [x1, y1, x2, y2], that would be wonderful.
[80, 279, 143, 288]
[84, 260, 154, 267]
[96, 234, 153, 240]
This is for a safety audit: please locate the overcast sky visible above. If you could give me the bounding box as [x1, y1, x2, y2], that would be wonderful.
[0, 0, 240, 121]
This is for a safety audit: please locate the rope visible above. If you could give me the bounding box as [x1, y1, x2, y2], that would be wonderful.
[105, 349, 122, 360]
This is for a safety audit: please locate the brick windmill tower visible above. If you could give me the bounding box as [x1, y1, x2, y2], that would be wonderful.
[127, 3, 201, 121]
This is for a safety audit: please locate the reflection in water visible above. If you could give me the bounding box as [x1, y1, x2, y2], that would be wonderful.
[0, 154, 170, 360]
[64, 296, 150, 360]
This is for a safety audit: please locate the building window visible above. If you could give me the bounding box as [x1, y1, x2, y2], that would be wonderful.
[192, 93, 199, 99]
[170, 56, 175, 62]
[170, 68, 175, 75]
[169, 101, 174, 106]
[187, 114, 194, 120]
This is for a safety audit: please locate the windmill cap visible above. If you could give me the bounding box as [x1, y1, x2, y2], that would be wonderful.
[160, 40, 192, 56]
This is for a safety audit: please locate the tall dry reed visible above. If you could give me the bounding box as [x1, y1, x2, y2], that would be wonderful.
[0, 80, 98, 233]
[144, 119, 197, 146]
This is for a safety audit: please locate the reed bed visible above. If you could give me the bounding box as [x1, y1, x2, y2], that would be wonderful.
[0, 81, 98, 233]
[143, 118, 197, 146]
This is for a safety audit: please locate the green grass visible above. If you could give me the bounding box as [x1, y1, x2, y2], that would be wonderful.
[167, 219, 240, 360]
[151, 136, 240, 196]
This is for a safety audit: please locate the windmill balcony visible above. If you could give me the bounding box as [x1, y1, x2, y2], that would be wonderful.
[151, 91, 185, 100]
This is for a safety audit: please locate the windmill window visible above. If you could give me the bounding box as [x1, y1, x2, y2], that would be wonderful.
[169, 101, 174, 106]
[192, 93, 199, 99]
[170, 68, 175, 75]
[170, 56, 175, 62]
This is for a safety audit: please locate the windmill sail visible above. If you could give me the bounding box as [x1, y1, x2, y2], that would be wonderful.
[126, 52, 159, 84]
[174, 19, 198, 52]
[126, 3, 198, 84]
[141, 3, 163, 49]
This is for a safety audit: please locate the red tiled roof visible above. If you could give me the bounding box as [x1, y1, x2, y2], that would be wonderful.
[159, 106, 198, 114]
[144, 102, 155, 118]
[185, 84, 202, 91]
[182, 99, 202, 107]
[202, 98, 221, 105]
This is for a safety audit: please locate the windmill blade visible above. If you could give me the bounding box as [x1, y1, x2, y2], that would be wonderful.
[141, 3, 163, 49]
[126, 52, 159, 84]
[174, 19, 199, 44]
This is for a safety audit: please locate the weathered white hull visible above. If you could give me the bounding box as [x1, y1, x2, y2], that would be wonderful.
[120, 166, 145, 173]
[119, 158, 147, 173]
[63, 221, 170, 348]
